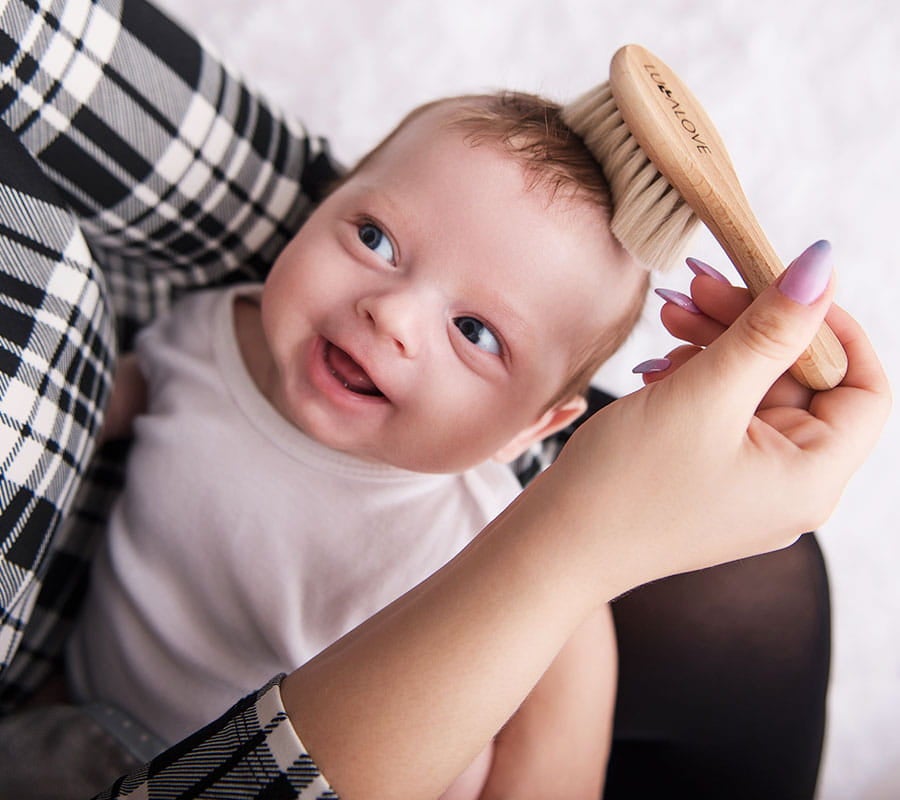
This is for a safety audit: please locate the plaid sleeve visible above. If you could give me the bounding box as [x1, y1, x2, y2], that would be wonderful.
[94, 676, 338, 800]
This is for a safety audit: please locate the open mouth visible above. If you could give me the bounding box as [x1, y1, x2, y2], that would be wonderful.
[324, 342, 384, 398]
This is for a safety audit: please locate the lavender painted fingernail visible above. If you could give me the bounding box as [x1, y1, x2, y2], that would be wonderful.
[779, 240, 832, 305]
[686, 257, 730, 283]
[632, 357, 671, 374]
[655, 288, 701, 313]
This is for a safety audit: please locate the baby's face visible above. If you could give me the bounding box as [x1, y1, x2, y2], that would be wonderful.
[259, 106, 641, 472]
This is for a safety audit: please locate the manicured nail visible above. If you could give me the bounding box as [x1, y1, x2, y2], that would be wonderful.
[778, 240, 832, 305]
[655, 288, 700, 313]
[632, 357, 671, 374]
[686, 257, 730, 283]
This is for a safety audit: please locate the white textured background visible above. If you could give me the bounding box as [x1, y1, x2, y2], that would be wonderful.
[156, 1, 899, 796]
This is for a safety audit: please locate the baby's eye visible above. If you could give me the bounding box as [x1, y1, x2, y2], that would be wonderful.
[454, 316, 501, 356]
[358, 222, 395, 264]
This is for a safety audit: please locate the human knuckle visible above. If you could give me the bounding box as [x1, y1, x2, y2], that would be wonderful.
[739, 308, 792, 358]
[797, 483, 839, 532]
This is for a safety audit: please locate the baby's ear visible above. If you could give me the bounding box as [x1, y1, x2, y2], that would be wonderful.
[492, 395, 588, 465]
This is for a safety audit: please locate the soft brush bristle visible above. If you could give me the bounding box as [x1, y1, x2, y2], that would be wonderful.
[562, 82, 699, 272]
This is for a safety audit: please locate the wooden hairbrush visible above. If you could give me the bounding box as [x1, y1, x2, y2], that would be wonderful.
[564, 44, 847, 390]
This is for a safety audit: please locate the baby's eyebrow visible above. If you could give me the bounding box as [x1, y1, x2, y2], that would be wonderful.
[349, 182, 405, 222]
[485, 292, 531, 352]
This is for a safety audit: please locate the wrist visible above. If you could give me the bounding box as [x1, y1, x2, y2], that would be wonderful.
[522, 459, 639, 603]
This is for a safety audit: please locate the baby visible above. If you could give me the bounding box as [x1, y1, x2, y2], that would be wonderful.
[67, 91, 649, 797]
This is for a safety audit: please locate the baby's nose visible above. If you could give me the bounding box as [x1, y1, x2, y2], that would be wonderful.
[356, 290, 424, 357]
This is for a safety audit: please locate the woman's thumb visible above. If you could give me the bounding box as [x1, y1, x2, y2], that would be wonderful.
[699, 241, 837, 412]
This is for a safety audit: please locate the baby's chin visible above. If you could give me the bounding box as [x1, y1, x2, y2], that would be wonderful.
[287, 394, 506, 474]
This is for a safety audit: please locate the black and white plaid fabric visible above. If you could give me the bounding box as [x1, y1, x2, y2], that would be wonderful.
[0, 128, 113, 680]
[0, 1, 554, 795]
[91, 676, 337, 799]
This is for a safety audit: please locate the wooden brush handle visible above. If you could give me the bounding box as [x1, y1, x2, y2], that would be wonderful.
[610, 44, 847, 390]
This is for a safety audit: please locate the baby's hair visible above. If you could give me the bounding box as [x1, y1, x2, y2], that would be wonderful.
[444, 91, 616, 215]
[562, 82, 700, 271]
[345, 90, 651, 406]
[351, 90, 616, 219]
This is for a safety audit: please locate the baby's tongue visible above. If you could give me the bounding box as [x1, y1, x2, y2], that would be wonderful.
[326, 344, 379, 395]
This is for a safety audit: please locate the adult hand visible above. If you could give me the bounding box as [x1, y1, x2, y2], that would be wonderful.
[647, 245, 831, 411]
[546, 241, 891, 599]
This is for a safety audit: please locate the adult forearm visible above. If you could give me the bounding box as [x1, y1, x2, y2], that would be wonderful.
[479, 604, 616, 799]
[282, 468, 605, 800]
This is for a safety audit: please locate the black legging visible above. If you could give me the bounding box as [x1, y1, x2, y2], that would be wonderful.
[609, 535, 828, 798]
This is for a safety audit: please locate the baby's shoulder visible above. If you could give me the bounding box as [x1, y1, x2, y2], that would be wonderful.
[140, 285, 254, 350]
[460, 459, 522, 519]
[133, 286, 247, 387]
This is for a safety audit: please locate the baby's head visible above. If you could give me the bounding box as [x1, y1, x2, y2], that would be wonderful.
[259, 91, 649, 473]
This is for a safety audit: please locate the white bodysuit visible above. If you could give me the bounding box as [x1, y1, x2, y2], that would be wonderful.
[67, 287, 521, 744]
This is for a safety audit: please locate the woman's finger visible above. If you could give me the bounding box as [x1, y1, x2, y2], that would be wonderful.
[689, 276, 752, 327]
[635, 345, 701, 385]
[675, 246, 838, 423]
[657, 278, 750, 347]
[807, 304, 892, 464]
[659, 302, 726, 347]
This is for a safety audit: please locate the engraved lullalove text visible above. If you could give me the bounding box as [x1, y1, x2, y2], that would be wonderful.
[644, 64, 712, 154]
